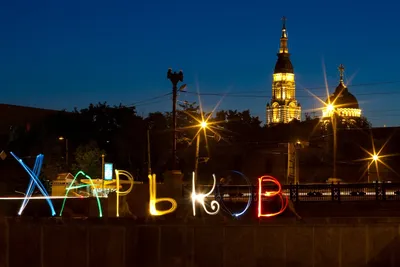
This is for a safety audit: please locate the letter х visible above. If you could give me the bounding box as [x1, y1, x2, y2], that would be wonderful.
[10, 152, 56, 216]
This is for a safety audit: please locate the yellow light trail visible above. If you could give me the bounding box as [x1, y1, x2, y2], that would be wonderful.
[148, 174, 177, 216]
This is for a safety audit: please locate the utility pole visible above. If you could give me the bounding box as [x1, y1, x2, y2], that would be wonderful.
[167, 68, 184, 170]
[101, 154, 105, 194]
[332, 114, 337, 179]
[194, 133, 200, 183]
[147, 128, 152, 176]
[58, 136, 69, 171]
[65, 139, 69, 168]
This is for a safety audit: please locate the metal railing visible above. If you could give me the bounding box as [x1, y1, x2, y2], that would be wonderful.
[182, 181, 400, 202]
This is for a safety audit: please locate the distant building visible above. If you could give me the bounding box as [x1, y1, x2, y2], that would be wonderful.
[322, 64, 362, 121]
[0, 103, 58, 137]
[266, 17, 301, 124]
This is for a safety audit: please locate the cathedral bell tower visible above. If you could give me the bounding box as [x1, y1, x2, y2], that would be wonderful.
[266, 17, 301, 124]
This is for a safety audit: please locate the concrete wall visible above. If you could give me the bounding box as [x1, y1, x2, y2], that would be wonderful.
[1, 218, 400, 267]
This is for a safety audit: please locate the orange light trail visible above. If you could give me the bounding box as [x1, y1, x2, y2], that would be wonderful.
[257, 175, 288, 218]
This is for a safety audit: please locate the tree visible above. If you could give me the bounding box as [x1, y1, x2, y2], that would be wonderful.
[176, 101, 200, 144]
[304, 113, 312, 121]
[72, 141, 105, 178]
[145, 112, 170, 177]
[214, 109, 262, 143]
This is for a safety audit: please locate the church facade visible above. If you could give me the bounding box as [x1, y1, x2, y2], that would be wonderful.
[266, 17, 301, 124]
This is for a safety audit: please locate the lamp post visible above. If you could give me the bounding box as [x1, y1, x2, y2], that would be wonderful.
[194, 121, 208, 183]
[101, 154, 105, 193]
[326, 104, 337, 179]
[368, 154, 379, 183]
[332, 114, 337, 179]
[167, 68, 184, 171]
[58, 137, 69, 169]
[147, 128, 152, 176]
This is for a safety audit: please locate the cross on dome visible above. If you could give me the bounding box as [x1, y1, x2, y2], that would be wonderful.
[338, 64, 345, 83]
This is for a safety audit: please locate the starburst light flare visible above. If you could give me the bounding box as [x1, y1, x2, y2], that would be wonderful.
[304, 60, 359, 118]
[179, 84, 228, 155]
[357, 133, 399, 182]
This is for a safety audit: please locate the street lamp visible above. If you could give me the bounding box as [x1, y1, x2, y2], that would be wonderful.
[326, 104, 334, 114]
[358, 134, 396, 184]
[58, 136, 69, 168]
[101, 154, 105, 194]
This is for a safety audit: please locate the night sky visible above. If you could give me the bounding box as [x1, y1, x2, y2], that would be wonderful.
[1, 0, 399, 126]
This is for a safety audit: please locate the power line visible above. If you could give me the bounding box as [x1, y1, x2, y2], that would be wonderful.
[130, 92, 172, 106]
[181, 80, 400, 99]
[185, 90, 400, 99]
[300, 80, 400, 91]
[135, 98, 169, 107]
[129, 80, 400, 106]
[128, 80, 400, 122]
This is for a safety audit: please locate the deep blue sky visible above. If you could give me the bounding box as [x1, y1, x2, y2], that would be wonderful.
[1, 0, 400, 126]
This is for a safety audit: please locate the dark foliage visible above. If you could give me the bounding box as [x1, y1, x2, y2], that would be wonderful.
[6, 102, 398, 183]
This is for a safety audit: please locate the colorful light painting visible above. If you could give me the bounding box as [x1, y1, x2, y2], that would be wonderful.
[10, 152, 56, 216]
[1, 152, 287, 220]
[191, 172, 220, 216]
[257, 175, 288, 218]
[114, 169, 134, 217]
[148, 174, 177, 216]
[217, 170, 252, 218]
[59, 171, 103, 217]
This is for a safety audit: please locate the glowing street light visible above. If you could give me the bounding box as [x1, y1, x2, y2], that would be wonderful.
[305, 63, 360, 181]
[180, 87, 225, 183]
[358, 134, 397, 183]
[58, 136, 69, 168]
[305, 89, 340, 179]
[186, 114, 222, 183]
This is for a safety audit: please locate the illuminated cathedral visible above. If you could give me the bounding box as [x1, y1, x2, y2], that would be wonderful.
[266, 17, 301, 124]
[322, 64, 362, 120]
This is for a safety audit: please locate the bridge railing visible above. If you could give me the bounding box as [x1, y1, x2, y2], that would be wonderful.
[182, 181, 400, 202]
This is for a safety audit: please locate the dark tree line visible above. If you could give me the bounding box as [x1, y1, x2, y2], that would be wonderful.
[5, 102, 266, 181]
[5, 102, 389, 182]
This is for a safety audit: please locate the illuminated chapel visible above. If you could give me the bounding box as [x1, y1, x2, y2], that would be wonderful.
[322, 64, 362, 121]
[266, 17, 301, 124]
